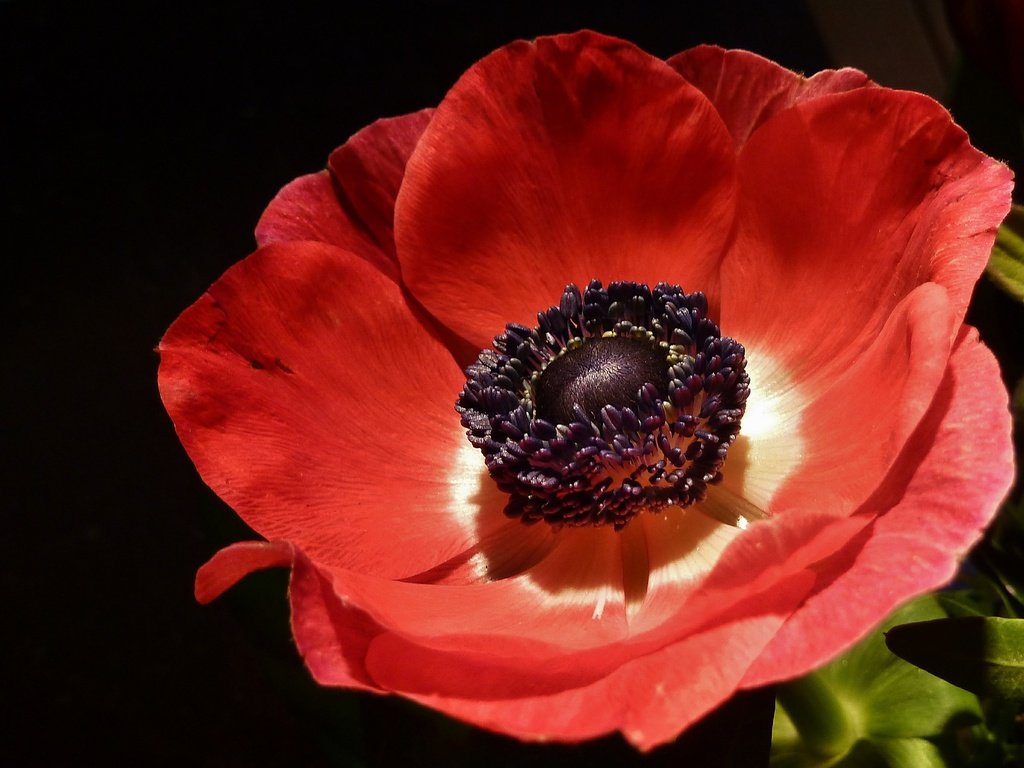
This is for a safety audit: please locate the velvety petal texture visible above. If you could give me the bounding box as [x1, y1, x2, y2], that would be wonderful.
[667, 45, 872, 148]
[160, 241, 481, 579]
[160, 31, 1014, 751]
[256, 111, 433, 282]
[395, 31, 737, 347]
[743, 327, 1014, 686]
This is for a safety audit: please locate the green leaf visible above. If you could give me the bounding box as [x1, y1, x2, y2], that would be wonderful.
[866, 737, 947, 768]
[987, 203, 1024, 303]
[885, 616, 1024, 701]
[935, 588, 996, 618]
[969, 498, 1024, 619]
[772, 595, 982, 767]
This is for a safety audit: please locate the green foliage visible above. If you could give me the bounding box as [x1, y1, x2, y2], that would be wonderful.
[772, 492, 1024, 767]
[885, 617, 1024, 702]
[772, 595, 982, 767]
[988, 204, 1024, 303]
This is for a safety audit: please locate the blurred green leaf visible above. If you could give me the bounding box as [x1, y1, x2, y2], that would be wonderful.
[772, 595, 982, 767]
[988, 204, 1024, 303]
[885, 616, 1024, 701]
[972, 498, 1024, 619]
[935, 588, 996, 619]
[861, 737, 946, 768]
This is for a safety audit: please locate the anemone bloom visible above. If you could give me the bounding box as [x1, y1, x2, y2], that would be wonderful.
[159, 32, 1014, 749]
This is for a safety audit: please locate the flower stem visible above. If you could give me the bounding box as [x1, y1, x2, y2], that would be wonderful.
[776, 672, 858, 758]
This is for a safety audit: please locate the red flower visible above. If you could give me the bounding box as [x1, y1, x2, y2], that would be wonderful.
[159, 32, 1014, 749]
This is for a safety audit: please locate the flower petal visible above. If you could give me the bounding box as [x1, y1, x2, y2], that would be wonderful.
[159, 240, 484, 579]
[615, 611, 791, 749]
[667, 45, 872, 147]
[362, 594, 796, 749]
[194, 540, 386, 691]
[395, 31, 737, 348]
[765, 283, 955, 517]
[332, 526, 634, 655]
[254, 171, 363, 253]
[634, 507, 867, 640]
[742, 326, 1014, 686]
[327, 110, 433, 267]
[255, 111, 433, 283]
[721, 86, 1012, 378]
[200, 319, 1007, 744]
[318, 506, 861, 696]
[289, 545, 385, 692]
[194, 540, 293, 604]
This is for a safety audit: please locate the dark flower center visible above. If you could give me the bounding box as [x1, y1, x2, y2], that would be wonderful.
[534, 336, 669, 425]
[456, 280, 749, 530]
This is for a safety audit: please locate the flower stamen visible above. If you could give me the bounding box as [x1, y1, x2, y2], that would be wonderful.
[457, 280, 750, 530]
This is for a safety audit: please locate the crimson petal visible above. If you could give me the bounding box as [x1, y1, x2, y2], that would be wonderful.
[378, 612, 791, 750]
[767, 283, 955, 517]
[195, 541, 386, 692]
[256, 111, 433, 283]
[395, 31, 737, 348]
[667, 45, 872, 148]
[159, 241, 483, 579]
[742, 327, 1015, 685]
[722, 86, 1012, 377]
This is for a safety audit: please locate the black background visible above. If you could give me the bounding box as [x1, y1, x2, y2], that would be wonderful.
[5, 2, 1018, 765]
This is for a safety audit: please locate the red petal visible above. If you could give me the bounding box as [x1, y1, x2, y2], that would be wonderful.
[328, 110, 433, 268]
[721, 86, 1012, 378]
[615, 612, 788, 749]
[742, 327, 1014, 686]
[289, 546, 385, 692]
[330, 507, 862, 696]
[667, 45, 872, 147]
[255, 111, 433, 283]
[159, 241, 482, 580]
[194, 540, 293, 604]
[196, 541, 386, 691]
[199, 524, 823, 746]
[285, 436, 871, 684]
[635, 507, 868, 642]
[331, 526, 634, 655]
[254, 171, 366, 254]
[767, 284, 955, 517]
[395, 31, 736, 348]
[363, 596, 792, 748]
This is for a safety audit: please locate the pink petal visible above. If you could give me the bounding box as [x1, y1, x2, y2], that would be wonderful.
[395, 31, 737, 349]
[365, 602, 791, 749]
[320, 507, 864, 696]
[329, 526, 634, 655]
[667, 45, 872, 147]
[767, 283, 955, 518]
[159, 241, 484, 580]
[742, 326, 1015, 686]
